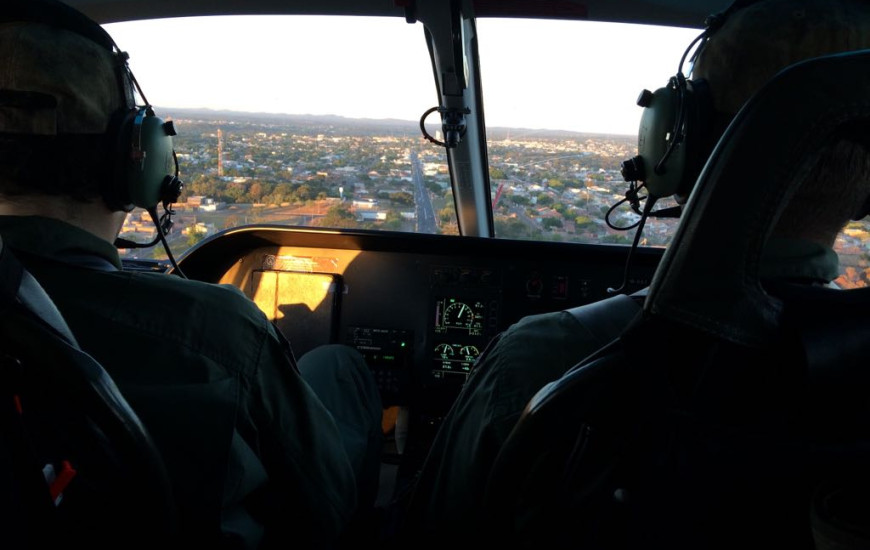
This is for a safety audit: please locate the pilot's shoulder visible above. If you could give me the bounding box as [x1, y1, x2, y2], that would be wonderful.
[127, 271, 262, 317]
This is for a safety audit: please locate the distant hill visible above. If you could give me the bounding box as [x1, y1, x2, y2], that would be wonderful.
[156, 107, 633, 141]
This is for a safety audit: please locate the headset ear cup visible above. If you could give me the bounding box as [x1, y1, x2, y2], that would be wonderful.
[129, 109, 177, 210]
[637, 77, 717, 203]
[105, 107, 138, 212]
[106, 107, 178, 212]
[636, 80, 686, 198]
[673, 78, 716, 204]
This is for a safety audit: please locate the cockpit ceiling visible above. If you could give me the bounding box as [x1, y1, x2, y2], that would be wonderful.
[61, 0, 730, 29]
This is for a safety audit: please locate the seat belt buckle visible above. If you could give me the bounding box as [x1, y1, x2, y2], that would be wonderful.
[43, 460, 77, 505]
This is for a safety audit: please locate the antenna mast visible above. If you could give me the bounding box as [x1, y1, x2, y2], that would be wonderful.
[217, 128, 224, 177]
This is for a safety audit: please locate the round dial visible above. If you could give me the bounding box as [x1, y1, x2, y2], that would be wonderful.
[459, 345, 480, 360]
[434, 343, 455, 358]
[443, 301, 474, 328]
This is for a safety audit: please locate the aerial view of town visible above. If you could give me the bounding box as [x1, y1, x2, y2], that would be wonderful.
[118, 108, 870, 288]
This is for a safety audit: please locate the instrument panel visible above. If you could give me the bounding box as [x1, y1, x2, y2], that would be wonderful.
[177, 225, 663, 417]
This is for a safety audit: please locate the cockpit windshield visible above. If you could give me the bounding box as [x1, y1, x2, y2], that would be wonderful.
[105, 14, 870, 288]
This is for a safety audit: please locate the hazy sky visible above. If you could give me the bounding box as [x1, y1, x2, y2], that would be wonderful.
[105, 16, 700, 136]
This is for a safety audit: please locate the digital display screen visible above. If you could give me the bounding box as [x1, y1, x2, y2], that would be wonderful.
[347, 326, 413, 407]
[249, 270, 340, 358]
[431, 296, 492, 381]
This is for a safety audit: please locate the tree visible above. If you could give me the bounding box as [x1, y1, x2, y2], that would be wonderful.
[318, 204, 358, 229]
[381, 210, 404, 231]
[438, 221, 460, 236]
[494, 216, 531, 239]
[602, 233, 632, 245]
[438, 205, 455, 224]
[541, 217, 562, 230]
[389, 191, 415, 206]
[185, 174, 219, 199]
[511, 195, 530, 206]
[186, 226, 208, 248]
[296, 184, 312, 201]
[574, 215, 594, 229]
[248, 181, 264, 202]
[273, 183, 294, 203]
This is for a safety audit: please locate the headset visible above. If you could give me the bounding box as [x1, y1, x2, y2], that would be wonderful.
[620, 0, 762, 205]
[1, 0, 183, 213]
[607, 0, 762, 294]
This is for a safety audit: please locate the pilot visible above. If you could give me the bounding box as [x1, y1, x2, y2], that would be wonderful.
[0, 1, 382, 548]
[398, 0, 870, 542]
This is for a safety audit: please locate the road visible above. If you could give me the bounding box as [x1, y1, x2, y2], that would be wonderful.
[410, 150, 438, 234]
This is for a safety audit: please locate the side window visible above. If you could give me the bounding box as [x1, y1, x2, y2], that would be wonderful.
[834, 220, 870, 288]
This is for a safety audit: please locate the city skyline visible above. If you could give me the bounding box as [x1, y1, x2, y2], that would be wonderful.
[120, 108, 870, 291]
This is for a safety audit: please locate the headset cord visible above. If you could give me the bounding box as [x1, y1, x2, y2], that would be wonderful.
[605, 181, 647, 230]
[607, 195, 657, 295]
[147, 206, 187, 279]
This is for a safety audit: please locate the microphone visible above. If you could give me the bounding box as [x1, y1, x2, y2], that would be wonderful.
[114, 236, 154, 249]
[615, 155, 683, 221]
[114, 209, 173, 249]
[647, 205, 682, 219]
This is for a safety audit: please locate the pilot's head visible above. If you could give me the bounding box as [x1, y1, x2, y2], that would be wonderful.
[0, 16, 134, 208]
[693, 0, 870, 246]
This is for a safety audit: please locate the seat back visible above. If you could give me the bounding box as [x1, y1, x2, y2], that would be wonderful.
[482, 50, 870, 549]
[0, 235, 178, 548]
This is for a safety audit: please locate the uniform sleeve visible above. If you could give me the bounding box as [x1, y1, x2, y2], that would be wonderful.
[246, 321, 358, 548]
[402, 310, 602, 540]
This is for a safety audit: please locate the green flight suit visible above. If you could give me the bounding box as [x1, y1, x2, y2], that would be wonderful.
[0, 215, 383, 549]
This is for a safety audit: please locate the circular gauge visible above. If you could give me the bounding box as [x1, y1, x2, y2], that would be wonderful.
[434, 343, 455, 357]
[443, 301, 474, 328]
[460, 345, 480, 359]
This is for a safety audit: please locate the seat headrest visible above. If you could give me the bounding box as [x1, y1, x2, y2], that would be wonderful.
[646, 49, 870, 347]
